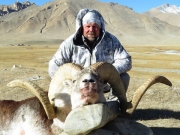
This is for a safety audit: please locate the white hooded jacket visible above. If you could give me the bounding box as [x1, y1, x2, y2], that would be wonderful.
[48, 9, 132, 78]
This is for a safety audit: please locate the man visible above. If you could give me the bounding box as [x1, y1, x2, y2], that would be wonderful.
[48, 8, 132, 104]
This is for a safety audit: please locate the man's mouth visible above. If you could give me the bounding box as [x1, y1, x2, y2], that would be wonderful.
[88, 34, 95, 37]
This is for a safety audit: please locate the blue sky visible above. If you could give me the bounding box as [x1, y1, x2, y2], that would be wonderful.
[100, 0, 180, 13]
[0, 0, 180, 13]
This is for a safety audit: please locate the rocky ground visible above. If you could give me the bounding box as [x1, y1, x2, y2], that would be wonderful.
[0, 44, 180, 135]
[0, 64, 180, 135]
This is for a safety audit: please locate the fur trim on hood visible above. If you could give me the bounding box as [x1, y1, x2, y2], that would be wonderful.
[75, 8, 105, 32]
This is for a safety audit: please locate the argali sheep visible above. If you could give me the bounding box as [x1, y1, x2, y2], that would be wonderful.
[0, 98, 55, 135]
[0, 62, 172, 135]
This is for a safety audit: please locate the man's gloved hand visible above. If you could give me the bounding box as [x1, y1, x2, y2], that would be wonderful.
[103, 83, 111, 93]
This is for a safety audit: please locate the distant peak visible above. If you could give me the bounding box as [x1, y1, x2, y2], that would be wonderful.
[156, 3, 180, 15]
[162, 3, 170, 7]
[0, 0, 34, 16]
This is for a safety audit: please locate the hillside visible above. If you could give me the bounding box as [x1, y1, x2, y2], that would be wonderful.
[0, 0, 180, 45]
[144, 4, 180, 27]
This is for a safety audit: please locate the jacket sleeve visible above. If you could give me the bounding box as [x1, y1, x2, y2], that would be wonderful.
[48, 40, 72, 78]
[112, 39, 132, 74]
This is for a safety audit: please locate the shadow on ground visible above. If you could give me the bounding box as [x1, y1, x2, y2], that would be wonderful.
[131, 109, 180, 120]
[151, 127, 180, 135]
[130, 109, 180, 135]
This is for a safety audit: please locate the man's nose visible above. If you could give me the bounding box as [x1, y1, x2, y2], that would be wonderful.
[89, 27, 93, 31]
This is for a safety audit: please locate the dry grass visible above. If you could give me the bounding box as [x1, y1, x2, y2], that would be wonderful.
[0, 43, 180, 135]
[124, 45, 180, 135]
[125, 45, 180, 81]
[1, 44, 179, 79]
[0, 45, 58, 71]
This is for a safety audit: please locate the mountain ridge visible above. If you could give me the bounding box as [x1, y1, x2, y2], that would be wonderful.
[144, 3, 180, 28]
[0, 0, 180, 46]
[155, 3, 180, 15]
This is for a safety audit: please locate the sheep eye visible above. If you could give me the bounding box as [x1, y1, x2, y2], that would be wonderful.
[73, 80, 76, 83]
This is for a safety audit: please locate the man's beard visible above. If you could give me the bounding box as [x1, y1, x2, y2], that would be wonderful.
[85, 32, 97, 42]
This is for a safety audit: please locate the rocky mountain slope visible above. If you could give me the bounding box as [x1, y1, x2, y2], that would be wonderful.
[0, 1, 34, 16]
[144, 4, 180, 27]
[0, 0, 180, 45]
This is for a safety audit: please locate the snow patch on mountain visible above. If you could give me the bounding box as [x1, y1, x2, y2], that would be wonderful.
[156, 3, 180, 15]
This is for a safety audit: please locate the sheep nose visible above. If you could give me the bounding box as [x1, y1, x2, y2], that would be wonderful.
[82, 79, 95, 83]
[82, 79, 97, 87]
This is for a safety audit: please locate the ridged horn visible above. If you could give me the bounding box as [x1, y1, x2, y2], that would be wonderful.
[7, 79, 56, 119]
[90, 62, 128, 113]
[126, 75, 172, 115]
[48, 63, 83, 104]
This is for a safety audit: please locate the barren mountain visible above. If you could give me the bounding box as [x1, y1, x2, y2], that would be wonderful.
[0, 0, 180, 45]
[144, 4, 180, 27]
[1, 2, 180, 134]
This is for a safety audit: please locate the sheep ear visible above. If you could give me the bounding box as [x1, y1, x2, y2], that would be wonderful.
[48, 63, 83, 105]
[7, 79, 56, 119]
[62, 80, 72, 87]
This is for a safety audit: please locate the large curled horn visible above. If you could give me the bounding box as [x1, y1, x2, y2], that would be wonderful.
[48, 63, 83, 105]
[90, 62, 128, 114]
[7, 79, 56, 119]
[126, 75, 172, 115]
[90, 62, 172, 117]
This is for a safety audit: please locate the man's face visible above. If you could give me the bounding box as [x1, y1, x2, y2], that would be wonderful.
[83, 23, 100, 42]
